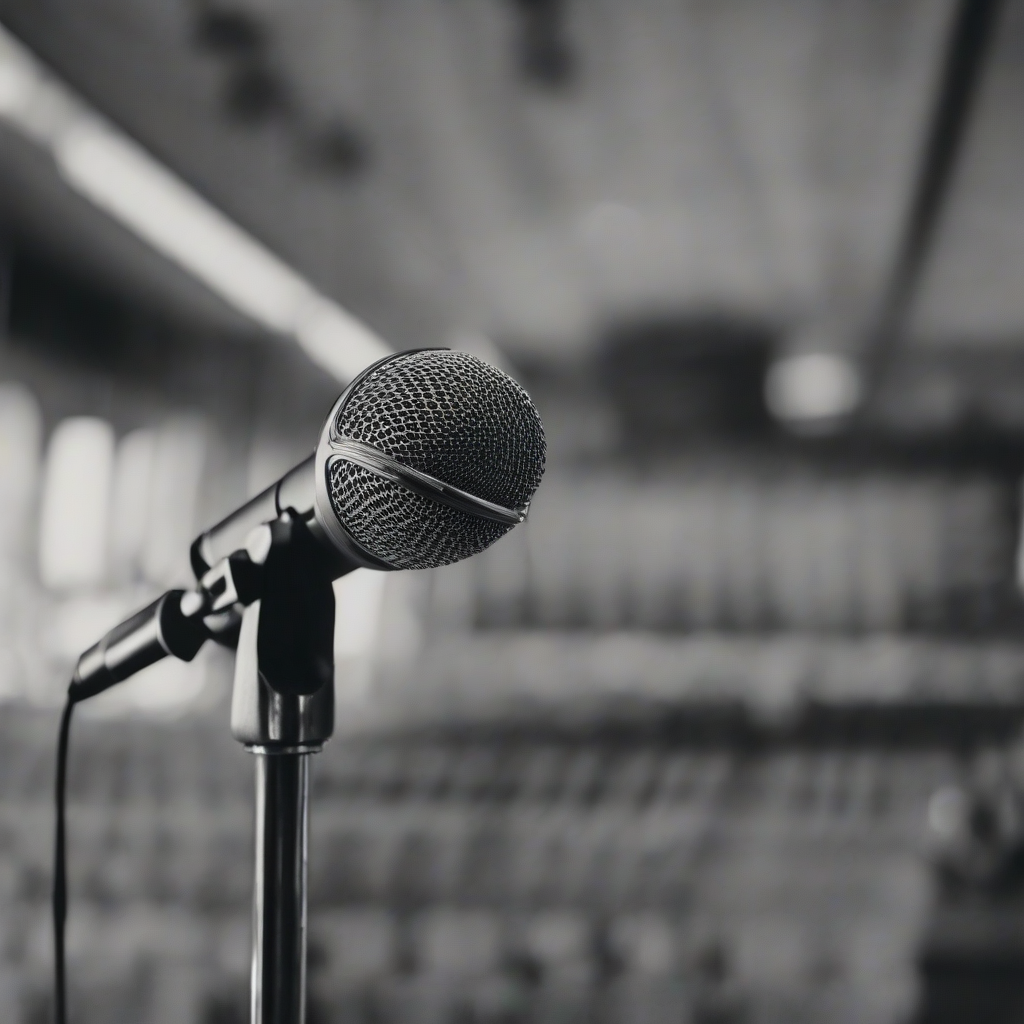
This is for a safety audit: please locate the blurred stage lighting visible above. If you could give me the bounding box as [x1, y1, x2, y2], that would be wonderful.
[38, 417, 115, 591]
[0, 23, 388, 382]
[765, 350, 863, 428]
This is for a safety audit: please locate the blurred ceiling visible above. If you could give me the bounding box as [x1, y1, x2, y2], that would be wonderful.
[0, 0, 1022, 360]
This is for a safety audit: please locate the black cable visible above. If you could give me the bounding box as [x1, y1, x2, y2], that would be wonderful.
[53, 691, 76, 1024]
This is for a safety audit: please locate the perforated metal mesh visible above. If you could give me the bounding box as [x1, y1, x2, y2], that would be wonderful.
[327, 350, 546, 569]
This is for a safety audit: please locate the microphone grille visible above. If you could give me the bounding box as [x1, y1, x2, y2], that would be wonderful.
[327, 350, 546, 569]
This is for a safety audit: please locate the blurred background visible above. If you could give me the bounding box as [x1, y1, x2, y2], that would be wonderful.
[2, 1, 1024, 1021]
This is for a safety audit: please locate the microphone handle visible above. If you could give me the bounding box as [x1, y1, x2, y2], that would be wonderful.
[192, 454, 362, 580]
[191, 456, 315, 576]
[70, 590, 208, 702]
[72, 454, 362, 704]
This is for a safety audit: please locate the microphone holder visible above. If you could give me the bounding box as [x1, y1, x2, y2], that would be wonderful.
[228, 514, 337, 1024]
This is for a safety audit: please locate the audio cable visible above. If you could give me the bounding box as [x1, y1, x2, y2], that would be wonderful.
[53, 688, 77, 1024]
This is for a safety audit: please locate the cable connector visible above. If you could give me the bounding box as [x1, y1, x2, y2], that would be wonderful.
[69, 590, 209, 702]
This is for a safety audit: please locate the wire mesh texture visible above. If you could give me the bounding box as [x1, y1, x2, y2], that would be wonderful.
[328, 351, 546, 570]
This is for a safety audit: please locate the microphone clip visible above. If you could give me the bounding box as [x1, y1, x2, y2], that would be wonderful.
[70, 511, 337, 712]
[228, 511, 336, 751]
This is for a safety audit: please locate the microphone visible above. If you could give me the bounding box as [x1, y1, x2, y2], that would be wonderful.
[70, 349, 546, 700]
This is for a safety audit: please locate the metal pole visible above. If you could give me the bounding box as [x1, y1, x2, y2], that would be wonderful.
[861, 0, 1006, 391]
[228, 537, 336, 1024]
[251, 751, 311, 1024]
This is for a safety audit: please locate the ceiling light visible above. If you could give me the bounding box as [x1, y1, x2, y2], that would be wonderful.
[0, 22, 389, 382]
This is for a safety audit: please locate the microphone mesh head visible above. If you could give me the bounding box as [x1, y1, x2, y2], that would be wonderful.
[327, 350, 546, 570]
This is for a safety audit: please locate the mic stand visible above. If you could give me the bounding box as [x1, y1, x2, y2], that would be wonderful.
[227, 514, 337, 1024]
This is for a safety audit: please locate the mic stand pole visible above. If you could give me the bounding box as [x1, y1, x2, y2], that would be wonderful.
[227, 515, 337, 1024]
[252, 746, 312, 1023]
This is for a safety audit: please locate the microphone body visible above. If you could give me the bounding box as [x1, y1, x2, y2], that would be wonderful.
[189, 455, 359, 579]
[71, 349, 546, 699]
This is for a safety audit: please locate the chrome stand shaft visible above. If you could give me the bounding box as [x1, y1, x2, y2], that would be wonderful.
[251, 751, 311, 1024]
